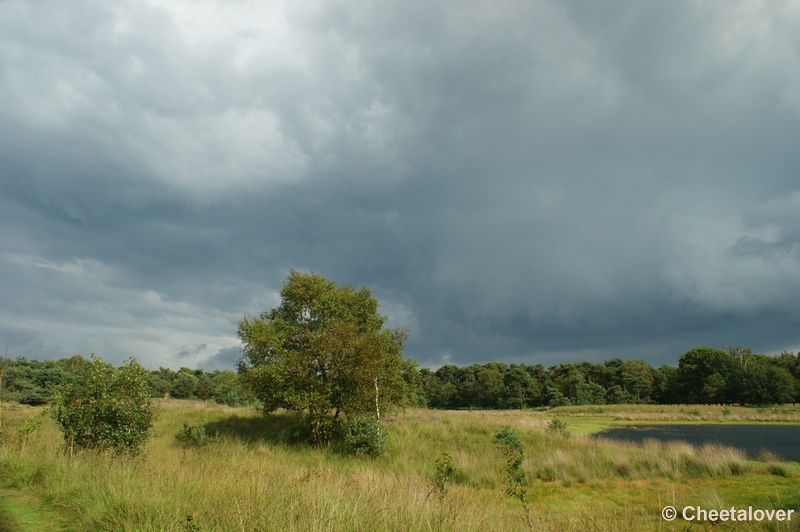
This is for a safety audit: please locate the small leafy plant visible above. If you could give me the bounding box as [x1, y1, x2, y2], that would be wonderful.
[17, 419, 42, 452]
[431, 451, 457, 501]
[429, 451, 459, 528]
[494, 426, 533, 532]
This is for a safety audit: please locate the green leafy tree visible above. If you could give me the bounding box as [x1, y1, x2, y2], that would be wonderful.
[502, 366, 540, 409]
[475, 368, 505, 408]
[171, 369, 199, 399]
[676, 347, 742, 404]
[238, 271, 410, 443]
[52, 355, 155, 454]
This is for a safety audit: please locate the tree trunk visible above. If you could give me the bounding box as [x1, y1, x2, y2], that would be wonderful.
[374, 377, 380, 436]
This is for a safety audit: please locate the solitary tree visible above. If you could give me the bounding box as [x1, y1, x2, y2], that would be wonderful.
[238, 271, 410, 443]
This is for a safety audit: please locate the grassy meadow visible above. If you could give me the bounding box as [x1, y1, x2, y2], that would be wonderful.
[1, 401, 800, 531]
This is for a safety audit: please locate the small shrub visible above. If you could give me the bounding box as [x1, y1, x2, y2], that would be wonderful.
[493, 426, 533, 532]
[547, 417, 570, 438]
[689, 409, 701, 417]
[722, 407, 731, 416]
[431, 451, 457, 500]
[52, 355, 155, 455]
[16, 419, 42, 452]
[17, 419, 41, 438]
[339, 417, 385, 457]
[494, 425, 523, 452]
[175, 422, 214, 447]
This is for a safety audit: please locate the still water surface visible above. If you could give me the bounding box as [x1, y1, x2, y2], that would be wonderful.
[597, 424, 800, 462]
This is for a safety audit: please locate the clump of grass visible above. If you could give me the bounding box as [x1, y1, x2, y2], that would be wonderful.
[766, 463, 788, 477]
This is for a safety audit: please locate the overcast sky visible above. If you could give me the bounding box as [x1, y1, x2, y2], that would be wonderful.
[2, 0, 800, 371]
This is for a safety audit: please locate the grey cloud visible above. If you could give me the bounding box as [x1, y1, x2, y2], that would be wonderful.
[2, 0, 800, 370]
[201, 346, 242, 371]
[176, 343, 207, 359]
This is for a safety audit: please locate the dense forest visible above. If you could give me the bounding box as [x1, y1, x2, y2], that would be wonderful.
[416, 347, 800, 409]
[1, 346, 798, 409]
[0, 356, 249, 407]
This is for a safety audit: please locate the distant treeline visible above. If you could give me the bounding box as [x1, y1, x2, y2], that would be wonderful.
[0, 355, 249, 407]
[415, 347, 800, 408]
[1, 346, 798, 408]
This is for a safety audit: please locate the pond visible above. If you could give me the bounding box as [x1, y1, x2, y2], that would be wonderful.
[596, 424, 800, 462]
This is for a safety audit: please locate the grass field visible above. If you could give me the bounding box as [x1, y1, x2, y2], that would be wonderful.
[1, 401, 799, 531]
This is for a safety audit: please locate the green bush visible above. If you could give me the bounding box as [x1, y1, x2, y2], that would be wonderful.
[175, 422, 214, 447]
[339, 417, 386, 457]
[431, 451, 457, 500]
[52, 356, 155, 454]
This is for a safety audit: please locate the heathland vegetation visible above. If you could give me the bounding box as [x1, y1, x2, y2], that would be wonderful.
[1, 273, 799, 529]
[1, 402, 799, 531]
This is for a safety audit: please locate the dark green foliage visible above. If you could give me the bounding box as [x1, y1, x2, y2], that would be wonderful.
[1, 357, 84, 405]
[338, 417, 386, 457]
[170, 369, 199, 399]
[52, 356, 155, 454]
[175, 422, 214, 447]
[146, 371, 172, 398]
[418, 347, 800, 409]
[144, 367, 249, 405]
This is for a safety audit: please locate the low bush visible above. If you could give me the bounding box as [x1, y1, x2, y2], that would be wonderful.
[175, 422, 215, 447]
[51, 356, 155, 454]
[338, 417, 386, 457]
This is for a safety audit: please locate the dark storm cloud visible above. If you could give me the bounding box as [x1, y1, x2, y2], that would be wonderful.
[201, 346, 243, 371]
[2, 0, 800, 369]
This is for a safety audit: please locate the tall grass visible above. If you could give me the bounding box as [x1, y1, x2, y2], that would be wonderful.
[0, 401, 798, 531]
